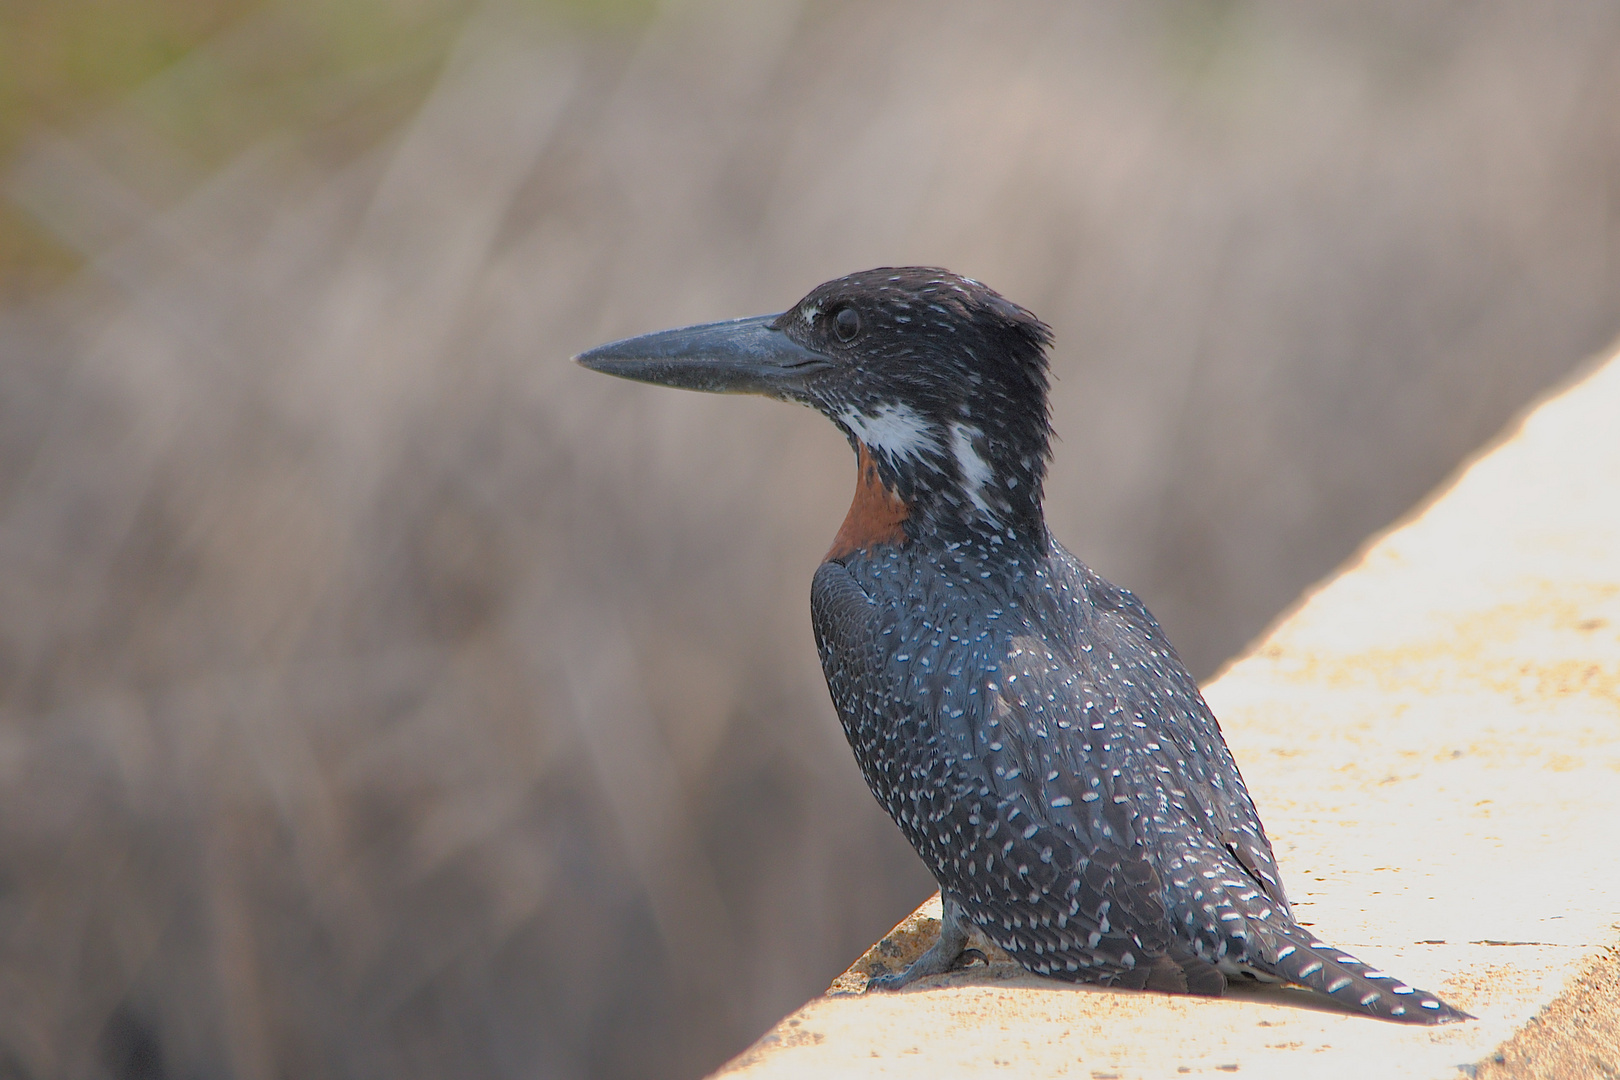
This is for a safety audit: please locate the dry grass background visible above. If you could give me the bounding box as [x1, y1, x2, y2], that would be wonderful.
[1, 1, 1618, 1077]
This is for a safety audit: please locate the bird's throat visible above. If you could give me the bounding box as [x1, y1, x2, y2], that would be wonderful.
[825, 442, 909, 561]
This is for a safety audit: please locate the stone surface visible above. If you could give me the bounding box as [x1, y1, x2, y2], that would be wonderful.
[711, 343, 1620, 1079]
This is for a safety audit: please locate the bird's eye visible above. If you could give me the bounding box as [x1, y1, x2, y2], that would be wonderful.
[834, 306, 860, 341]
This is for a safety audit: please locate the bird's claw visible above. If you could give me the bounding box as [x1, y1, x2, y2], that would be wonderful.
[950, 947, 987, 971]
[864, 969, 910, 992]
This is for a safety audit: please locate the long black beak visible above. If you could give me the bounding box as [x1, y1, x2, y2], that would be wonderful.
[574, 314, 833, 398]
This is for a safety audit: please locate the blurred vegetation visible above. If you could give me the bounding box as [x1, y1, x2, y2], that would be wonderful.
[2, 2, 1617, 1078]
[2, 0, 247, 294]
[0, 0, 651, 300]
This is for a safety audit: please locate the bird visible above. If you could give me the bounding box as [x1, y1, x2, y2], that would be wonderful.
[575, 267, 1470, 1024]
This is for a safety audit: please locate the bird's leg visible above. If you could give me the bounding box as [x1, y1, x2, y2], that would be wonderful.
[866, 894, 972, 991]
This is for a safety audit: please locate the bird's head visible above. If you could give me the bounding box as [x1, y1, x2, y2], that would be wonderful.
[577, 267, 1054, 550]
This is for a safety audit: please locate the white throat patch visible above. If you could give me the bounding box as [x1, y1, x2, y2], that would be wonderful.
[839, 404, 939, 462]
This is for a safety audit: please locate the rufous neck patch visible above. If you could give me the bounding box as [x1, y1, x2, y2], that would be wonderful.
[825, 442, 910, 561]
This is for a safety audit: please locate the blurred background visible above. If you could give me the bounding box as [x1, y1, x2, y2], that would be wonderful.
[1, 0, 1618, 1077]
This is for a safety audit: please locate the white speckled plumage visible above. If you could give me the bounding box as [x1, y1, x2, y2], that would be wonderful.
[578, 266, 1470, 1024]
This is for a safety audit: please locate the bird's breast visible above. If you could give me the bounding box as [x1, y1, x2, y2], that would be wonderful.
[825, 442, 910, 561]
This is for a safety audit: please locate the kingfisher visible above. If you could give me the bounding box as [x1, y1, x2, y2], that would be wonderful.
[576, 267, 1468, 1023]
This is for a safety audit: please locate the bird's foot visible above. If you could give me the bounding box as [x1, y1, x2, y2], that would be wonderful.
[865, 895, 972, 992]
[866, 949, 955, 991]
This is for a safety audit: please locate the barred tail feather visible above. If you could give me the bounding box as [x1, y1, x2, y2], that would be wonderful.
[1259, 924, 1471, 1024]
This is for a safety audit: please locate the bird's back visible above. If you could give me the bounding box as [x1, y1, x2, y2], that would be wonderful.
[814, 535, 1282, 984]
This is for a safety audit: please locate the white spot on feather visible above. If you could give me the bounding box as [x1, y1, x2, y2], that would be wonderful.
[950, 422, 997, 515]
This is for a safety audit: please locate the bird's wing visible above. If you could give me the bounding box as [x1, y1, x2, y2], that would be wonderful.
[1038, 547, 1292, 915]
[980, 566, 1473, 1019]
[811, 559, 1175, 981]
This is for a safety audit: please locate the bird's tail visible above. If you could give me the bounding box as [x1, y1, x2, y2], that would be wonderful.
[1249, 921, 1471, 1024]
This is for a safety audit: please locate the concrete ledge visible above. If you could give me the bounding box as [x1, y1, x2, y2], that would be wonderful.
[712, 343, 1620, 1079]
